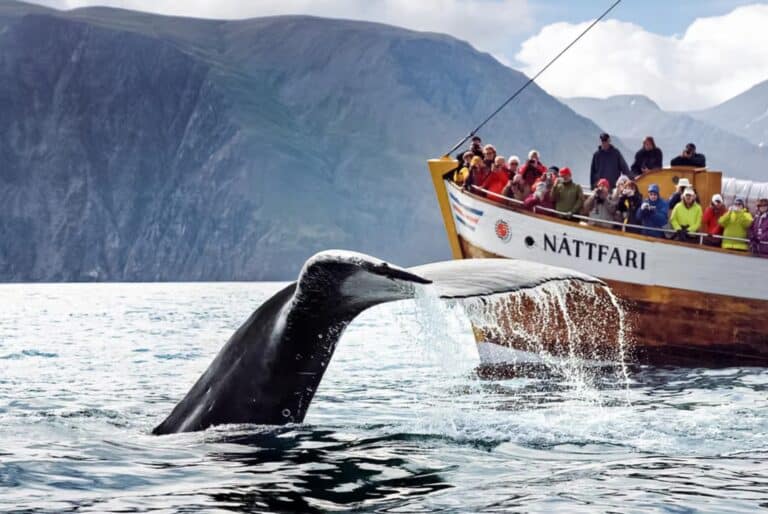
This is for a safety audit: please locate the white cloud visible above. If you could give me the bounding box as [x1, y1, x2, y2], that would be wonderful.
[46, 0, 532, 60]
[516, 4, 768, 110]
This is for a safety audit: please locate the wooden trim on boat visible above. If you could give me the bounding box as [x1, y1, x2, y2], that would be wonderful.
[428, 158, 463, 259]
[458, 235, 768, 367]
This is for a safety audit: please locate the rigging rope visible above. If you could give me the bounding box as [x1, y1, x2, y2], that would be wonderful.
[445, 0, 622, 157]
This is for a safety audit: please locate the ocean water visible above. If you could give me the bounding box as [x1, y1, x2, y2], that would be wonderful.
[1, 282, 766, 513]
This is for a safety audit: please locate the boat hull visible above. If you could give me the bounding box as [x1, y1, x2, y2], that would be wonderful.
[460, 235, 768, 367]
[425, 159, 768, 367]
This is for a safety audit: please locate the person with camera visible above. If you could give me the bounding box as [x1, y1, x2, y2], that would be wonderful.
[583, 178, 615, 228]
[637, 184, 669, 238]
[670, 187, 702, 242]
[454, 135, 484, 164]
[718, 197, 753, 251]
[702, 194, 728, 246]
[616, 180, 644, 233]
[670, 142, 706, 167]
[749, 198, 768, 257]
[552, 167, 583, 219]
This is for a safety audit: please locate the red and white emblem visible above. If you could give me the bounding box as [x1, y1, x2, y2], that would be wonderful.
[494, 219, 511, 242]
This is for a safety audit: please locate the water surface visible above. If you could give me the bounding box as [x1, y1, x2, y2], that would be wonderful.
[1, 283, 766, 512]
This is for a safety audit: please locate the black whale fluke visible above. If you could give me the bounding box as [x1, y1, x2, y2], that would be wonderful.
[153, 251, 600, 435]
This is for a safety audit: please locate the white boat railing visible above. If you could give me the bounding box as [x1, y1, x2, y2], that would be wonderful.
[466, 184, 751, 246]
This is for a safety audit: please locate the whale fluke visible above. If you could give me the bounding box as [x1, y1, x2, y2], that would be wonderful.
[153, 251, 599, 435]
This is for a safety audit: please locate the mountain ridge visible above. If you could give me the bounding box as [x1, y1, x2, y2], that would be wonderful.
[0, 2, 609, 281]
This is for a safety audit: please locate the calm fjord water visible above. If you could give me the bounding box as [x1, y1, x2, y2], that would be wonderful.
[1, 282, 766, 513]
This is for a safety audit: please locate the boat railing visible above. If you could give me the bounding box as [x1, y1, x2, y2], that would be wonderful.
[467, 184, 751, 246]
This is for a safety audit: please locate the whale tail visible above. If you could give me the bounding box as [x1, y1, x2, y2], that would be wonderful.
[153, 251, 601, 434]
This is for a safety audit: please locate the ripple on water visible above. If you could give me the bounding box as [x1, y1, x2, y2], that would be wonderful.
[0, 283, 766, 513]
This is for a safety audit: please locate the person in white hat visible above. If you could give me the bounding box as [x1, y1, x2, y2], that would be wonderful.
[668, 177, 692, 213]
[670, 187, 702, 241]
[702, 193, 727, 245]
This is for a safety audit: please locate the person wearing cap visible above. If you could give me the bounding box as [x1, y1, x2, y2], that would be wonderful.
[670, 142, 706, 167]
[527, 149, 547, 174]
[552, 167, 583, 219]
[702, 194, 728, 245]
[630, 136, 663, 176]
[637, 183, 669, 238]
[583, 178, 616, 228]
[590, 132, 630, 190]
[670, 187, 703, 241]
[518, 157, 545, 189]
[748, 198, 768, 257]
[668, 177, 693, 213]
[718, 197, 753, 251]
[616, 180, 644, 233]
[454, 135, 484, 164]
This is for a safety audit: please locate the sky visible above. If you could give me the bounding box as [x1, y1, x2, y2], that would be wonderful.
[25, 0, 768, 110]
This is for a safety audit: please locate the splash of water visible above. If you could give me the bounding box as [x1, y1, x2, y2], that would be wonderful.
[458, 280, 634, 402]
[396, 279, 634, 411]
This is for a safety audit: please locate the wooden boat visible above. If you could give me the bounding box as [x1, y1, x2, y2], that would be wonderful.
[427, 158, 768, 367]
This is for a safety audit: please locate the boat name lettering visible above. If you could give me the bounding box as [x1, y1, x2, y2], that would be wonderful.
[543, 234, 646, 270]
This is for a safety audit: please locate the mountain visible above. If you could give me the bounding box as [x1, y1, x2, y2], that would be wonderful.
[0, 1, 607, 281]
[562, 95, 768, 181]
[691, 79, 768, 148]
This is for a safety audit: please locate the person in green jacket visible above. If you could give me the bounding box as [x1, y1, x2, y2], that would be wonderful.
[552, 167, 583, 218]
[718, 197, 753, 251]
[669, 187, 702, 241]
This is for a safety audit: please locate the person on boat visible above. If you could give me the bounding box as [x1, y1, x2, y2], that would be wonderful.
[524, 167, 558, 211]
[670, 143, 706, 167]
[482, 144, 497, 170]
[454, 135, 483, 164]
[481, 156, 512, 201]
[519, 157, 544, 187]
[637, 183, 669, 238]
[702, 194, 727, 246]
[503, 169, 529, 202]
[453, 151, 473, 185]
[611, 174, 630, 201]
[670, 187, 703, 241]
[524, 177, 556, 213]
[616, 180, 644, 233]
[749, 197, 768, 257]
[590, 132, 630, 189]
[668, 177, 692, 213]
[552, 167, 583, 219]
[526, 149, 547, 175]
[464, 156, 490, 193]
[630, 136, 663, 176]
[718, 197, 753, 251]
[583, 178, 616, 228]
[507, 155, 520, 174]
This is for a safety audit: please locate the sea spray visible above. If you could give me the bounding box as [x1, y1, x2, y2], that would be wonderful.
[459, 280, 635, 401]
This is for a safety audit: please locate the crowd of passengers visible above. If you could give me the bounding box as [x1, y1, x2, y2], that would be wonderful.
[452, 133, 768, 257]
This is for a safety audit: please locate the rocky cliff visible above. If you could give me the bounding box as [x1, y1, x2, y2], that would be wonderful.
[0, 2, 607, 281]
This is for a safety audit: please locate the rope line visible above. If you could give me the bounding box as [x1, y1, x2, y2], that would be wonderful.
[445, 0, 622, 157]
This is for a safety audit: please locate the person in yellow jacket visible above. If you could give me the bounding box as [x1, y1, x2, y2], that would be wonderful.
[669, 188, 702, 241]
[718, 197, 753, 250]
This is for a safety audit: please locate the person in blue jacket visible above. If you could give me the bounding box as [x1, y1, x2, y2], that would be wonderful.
[637, 183, 669, 237]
